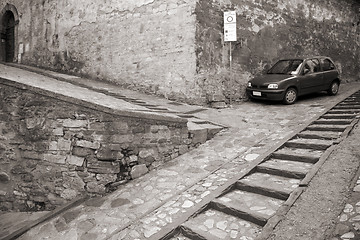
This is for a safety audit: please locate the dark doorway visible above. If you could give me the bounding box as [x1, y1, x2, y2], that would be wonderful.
[2, 11, 15, 62]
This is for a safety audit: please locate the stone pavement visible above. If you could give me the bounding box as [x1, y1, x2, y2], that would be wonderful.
[330, 170, 360, 240]
[0, 63, 360, 240]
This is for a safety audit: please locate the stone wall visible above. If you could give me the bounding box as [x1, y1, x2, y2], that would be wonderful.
[0, 80, 191, 212]
[195, 0, 360, 102]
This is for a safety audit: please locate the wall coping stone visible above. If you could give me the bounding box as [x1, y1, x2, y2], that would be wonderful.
[0, 76, 187, 124]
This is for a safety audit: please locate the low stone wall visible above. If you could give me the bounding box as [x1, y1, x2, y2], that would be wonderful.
[0, 79, 191, 212]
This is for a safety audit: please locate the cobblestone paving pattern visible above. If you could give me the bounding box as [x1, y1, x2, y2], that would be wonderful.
[331, 175, 360, 240]
[184, 209, 261, 239]
[5, 63, 358, 240]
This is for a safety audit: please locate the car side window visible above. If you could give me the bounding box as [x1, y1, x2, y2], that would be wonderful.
[321, 59, 335, 71]
[304, 59, 321, 74]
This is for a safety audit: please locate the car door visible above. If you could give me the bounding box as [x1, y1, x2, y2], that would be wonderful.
[298, 58, 323, 94]
[320, 58, 338, 90]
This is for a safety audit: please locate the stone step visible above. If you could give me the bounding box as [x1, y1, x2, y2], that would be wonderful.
[313, 118, 353, 125]
[342, 102, 360, 106]
[187, 121, 208, 145]
[343, 97, 360, 101]
[322, 113, 358, 119]
[182, 208, 262, 240]
[285, 137, 333, 150]
[183, 117, 208, 124]
[272, 147, 323, 164]
[187, 121, 223, 145]
[167, 233, 192, 240]
[256, 158, 313, 179]
[341, 101, 360, 105]
[297, 130, 341, 140]
[333, 105, 360, 109]
[210, 201, 267, 228]
[213, 189, 284, 223]
[328, 109, 360, 114]
[306, 124, 347, 132]
[196, 123, 224, 139]
[338, 102, 360, 106]
[237, 172, 301, 200]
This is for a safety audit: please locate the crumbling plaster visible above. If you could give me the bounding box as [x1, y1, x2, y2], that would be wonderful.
[1, 0, 200, 102]
[195, 0, 360, 102]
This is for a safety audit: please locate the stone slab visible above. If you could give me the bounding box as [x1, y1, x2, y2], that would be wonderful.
[239, 172, 301, 197]
[272, 147, 323, 163]
[306, 124, 347, 132]
[182, 208, 261, 240]
[214, 189, 284, 220]
[297, 130, 341, 140]
[258, 158, 313, 178]
[286, 137, 333, 150]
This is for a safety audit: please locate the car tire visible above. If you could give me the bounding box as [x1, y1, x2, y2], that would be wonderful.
[283, 88, 297, 105]
[327, 81, 339, 96]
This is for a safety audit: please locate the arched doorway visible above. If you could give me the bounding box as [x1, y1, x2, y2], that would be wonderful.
[2, 11, 15, 62]
[0, 4, 19, 62]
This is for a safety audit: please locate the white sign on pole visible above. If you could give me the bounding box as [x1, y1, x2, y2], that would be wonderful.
[224, 11, 236, 42]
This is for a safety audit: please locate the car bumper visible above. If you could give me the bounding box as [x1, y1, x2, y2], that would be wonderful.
[246, 88, 285, 101]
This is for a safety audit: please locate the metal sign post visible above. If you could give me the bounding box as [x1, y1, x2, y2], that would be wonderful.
[224, 11, 237, 104]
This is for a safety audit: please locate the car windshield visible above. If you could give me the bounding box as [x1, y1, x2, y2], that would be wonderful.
[267, 60, 303, 74]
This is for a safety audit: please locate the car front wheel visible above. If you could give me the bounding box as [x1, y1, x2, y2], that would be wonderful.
[283, 88, 297, 105]
[328, 81, 339, 96]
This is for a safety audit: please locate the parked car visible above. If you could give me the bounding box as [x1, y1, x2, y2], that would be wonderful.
[246, 56, 341, 104]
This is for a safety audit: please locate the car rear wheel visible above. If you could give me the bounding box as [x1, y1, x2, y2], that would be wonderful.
[283, 88, 297, 105]
[328, 81, 339, 96]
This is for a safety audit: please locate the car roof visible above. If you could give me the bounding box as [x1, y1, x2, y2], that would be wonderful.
[279, 56, 334, 61]
[304, 56, 333, 60]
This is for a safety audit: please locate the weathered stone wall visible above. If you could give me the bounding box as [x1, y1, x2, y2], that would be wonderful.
[0, 0, 200, 103]
[195, 0, 360, 102]
[0, 80, 191, 212]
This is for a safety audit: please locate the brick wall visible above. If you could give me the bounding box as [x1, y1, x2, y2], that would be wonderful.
[0, 80, 191, 212]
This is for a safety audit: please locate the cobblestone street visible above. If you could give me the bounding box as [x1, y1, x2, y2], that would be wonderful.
[0, 64, 360, 240]
[332, 174, 360, 240]
[1, 0, 360, 239]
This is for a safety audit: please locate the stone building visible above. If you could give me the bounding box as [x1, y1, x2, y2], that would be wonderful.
[1, 0, 359, 105]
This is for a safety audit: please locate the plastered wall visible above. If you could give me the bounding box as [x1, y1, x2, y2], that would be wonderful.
[0, 0, 200, 102]
[195, 0, 360, 101]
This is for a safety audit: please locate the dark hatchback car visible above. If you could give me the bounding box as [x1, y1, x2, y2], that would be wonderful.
[246, 56, 341, 104]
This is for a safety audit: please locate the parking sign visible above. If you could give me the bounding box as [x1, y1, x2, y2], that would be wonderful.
[224, 11, 236, 42]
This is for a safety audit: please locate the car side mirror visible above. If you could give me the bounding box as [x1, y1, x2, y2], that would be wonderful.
[262, 64, 271, 74]
[303, 69, 310, 75]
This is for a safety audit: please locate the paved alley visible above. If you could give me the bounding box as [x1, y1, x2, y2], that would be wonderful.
[0, 63, 359, 240]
